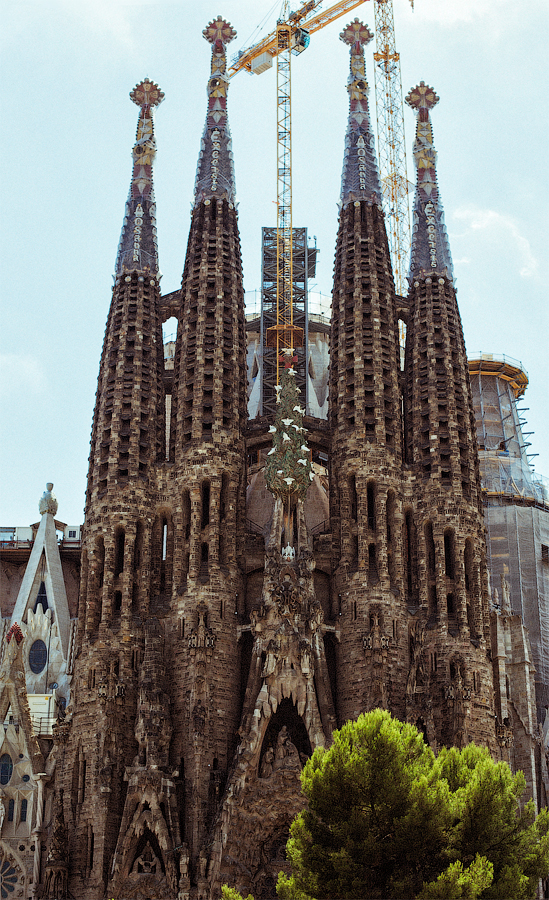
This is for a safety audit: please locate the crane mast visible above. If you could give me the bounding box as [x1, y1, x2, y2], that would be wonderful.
[230, 0, 413, 375]
[230, 0, 367, 386]
[267, 12, 301, 382]
[373, 0, 412, 297]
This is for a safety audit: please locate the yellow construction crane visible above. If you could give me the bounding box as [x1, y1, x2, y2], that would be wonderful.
[373, 0, 414, 297]
[229, 0, 413, 375]
[229, 0, 368, 383]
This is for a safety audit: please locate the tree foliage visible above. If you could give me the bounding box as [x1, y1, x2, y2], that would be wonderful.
[278, 710, 549, 900]
[220, 887, 254, 900]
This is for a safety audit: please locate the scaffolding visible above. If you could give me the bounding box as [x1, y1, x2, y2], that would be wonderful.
[260, 227, 317, 417]
[469, 354, 549, 718]
[469, 354, 548, 506]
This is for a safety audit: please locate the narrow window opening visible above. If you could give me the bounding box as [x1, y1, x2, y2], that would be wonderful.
[425, 522, 436, 576]
[200, 543, 209, 578]
[349, 475, 358, 523]
[386, 492, 397, 587]
[368, 544, 379, 585]
[428, 584, 437, 619]
[444, 530, 455, 580]
[114, 529, 125, 576]
[88, 826, 94, 872]
[183, 491, 191, 540]
[220, 474, 229, 521]
[162, 520, 168, 561]
[367, 482, 376, 531]
[201, 482, 210, 529]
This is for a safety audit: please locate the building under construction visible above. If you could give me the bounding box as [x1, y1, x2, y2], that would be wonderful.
[0, 12, 548, 900]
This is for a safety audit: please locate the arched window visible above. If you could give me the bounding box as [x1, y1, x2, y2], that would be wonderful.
[29, 640, 47, 674]
[0, 754, 13, 785]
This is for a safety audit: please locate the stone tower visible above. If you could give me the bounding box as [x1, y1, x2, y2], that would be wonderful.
[49, 19, 512, 900]
[329, 21, 407, 724]
[59, 20, 251, 899]
[63, 78, 167, 900]
[166, 14, 247, 873]
[402, 82, 494, 749]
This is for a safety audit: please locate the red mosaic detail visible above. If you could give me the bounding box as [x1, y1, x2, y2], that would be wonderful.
[6, 623, 23, 645]
[130, 79, 164, 109]
[202, 17, 236, 46]
[339, 18, 373, 48]
[405, 82, 440, 111]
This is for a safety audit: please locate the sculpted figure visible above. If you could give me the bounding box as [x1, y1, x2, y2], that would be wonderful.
[260, 746, 274, 778]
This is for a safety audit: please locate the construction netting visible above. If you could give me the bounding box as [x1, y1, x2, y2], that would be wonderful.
[485, 502, 549, 714]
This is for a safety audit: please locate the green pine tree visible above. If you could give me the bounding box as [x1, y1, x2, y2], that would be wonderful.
[278, 710, 549, 900]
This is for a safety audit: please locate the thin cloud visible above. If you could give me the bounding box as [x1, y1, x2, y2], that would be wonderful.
[453, 206, 539, 279]
[54, 0, 137, 47]
[415, 0, 515, 27]
[0, 355, 46, 400]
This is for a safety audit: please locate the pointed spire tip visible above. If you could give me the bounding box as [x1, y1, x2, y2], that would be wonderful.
[405, 82, 439, 111]
[203, 17, 236, 46]
[340, 19, 373, 47]
[130, 78, 164, 109]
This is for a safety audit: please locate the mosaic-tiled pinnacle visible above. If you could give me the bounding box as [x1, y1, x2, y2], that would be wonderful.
[339, 20, 382, 207]
[406, 82, 453, 281]
[115, 79, 164, 276]
[194, 17, 237, 208]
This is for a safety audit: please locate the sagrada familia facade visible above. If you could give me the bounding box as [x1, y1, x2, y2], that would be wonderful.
[0, 15, 546, 900]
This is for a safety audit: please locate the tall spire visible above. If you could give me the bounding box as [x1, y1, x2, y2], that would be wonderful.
[406, 82, 453, 282]
[194, 17, 237, 208]
[339, 19, 382, 207]
[115, 79, 164, 276]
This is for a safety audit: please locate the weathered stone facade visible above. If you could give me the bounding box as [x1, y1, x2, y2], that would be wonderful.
[0, 17, 546, 900]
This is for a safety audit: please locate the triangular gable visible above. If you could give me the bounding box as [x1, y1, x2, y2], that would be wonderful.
[11, 511, 70, 660]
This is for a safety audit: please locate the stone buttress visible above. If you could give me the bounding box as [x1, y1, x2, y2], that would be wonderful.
[402, 83, 494, 750]
[63, 80, 168, 899]
[167, 17, 248, 882]
[329, 21, 408, 725]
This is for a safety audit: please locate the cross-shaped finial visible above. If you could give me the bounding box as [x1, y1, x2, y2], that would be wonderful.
[339, 19, 374, 48]
[130, 79, 164, 109]
[203, 16, 236, 45]
[405, 81, 439, 111]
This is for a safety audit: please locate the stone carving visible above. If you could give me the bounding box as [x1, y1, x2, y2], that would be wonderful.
[406, 619, 426, 699]
[362, 607, 390, 710]
[39, 483, 58, 517]
[187, 603, 216, 651]
[43, 790, 69, 899]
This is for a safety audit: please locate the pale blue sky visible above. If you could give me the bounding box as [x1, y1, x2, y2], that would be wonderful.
[1, 0, 548, 526]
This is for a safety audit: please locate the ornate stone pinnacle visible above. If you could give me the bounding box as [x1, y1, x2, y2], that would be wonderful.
[405, 81, 440, 112]
[202, 17, 236, 46]
[339, 19, 374, 48]
[39, 482, 58, 516]
[129, 78, 164, 109]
